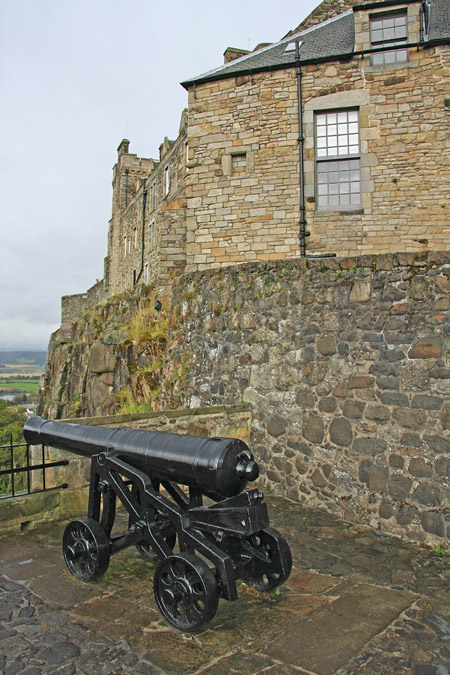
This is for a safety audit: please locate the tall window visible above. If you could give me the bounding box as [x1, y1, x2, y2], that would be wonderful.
[150, 183, 156, 211]
[144, 263, 149, 284]
[370, 11, 408, 65]
[149, 219, 155, 249]
[315, 110, 361, 210]
[164, 166, 170, 197]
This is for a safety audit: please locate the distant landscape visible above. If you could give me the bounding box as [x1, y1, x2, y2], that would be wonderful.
[0, 351, 46, 401]
[0, 351, 47, 366]
[0, 352, 47, 490]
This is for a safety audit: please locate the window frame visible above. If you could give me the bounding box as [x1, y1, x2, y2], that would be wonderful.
[163, 165, 170, 198]
[150, 182, 156, 211]
[315, 108, 362, 211]
[231, 152, 247, 177]
[369, 9, 408, 66]
[149, 218, 155, 249]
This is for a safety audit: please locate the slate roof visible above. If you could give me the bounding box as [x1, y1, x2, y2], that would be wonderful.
[181, 0, 449, 89]
[181, 11, 355, 88]
[428, 0, 450, 41]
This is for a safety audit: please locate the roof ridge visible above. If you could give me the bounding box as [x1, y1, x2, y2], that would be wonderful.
[182, 9, 354, 85]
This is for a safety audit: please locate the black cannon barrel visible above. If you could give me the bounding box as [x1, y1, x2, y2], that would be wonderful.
[23, 417, 259, 499]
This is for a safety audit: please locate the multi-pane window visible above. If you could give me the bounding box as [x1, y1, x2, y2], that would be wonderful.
[370, 11, 408, 65]
[315, 110, 361, 209]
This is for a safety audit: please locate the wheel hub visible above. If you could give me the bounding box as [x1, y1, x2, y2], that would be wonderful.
[162, 581, 186, 606]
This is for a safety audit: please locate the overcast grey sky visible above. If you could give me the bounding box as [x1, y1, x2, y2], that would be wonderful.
[0, 0, 317, 351]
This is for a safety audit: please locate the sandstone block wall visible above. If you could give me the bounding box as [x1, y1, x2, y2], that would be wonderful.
[185, 42, 449, 269]
[167, 251, 450, 544]
[107, 123, 188, 297]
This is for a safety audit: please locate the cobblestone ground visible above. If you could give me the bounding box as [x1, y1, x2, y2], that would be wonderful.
[0, 495, 449, 674]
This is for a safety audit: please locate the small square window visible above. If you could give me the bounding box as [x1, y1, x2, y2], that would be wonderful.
[231, 153, 247, 176]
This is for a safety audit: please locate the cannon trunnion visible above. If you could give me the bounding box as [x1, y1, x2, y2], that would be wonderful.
[24, 417, 292, 632]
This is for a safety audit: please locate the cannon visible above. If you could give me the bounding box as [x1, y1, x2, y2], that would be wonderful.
[24, 417, 292, 632]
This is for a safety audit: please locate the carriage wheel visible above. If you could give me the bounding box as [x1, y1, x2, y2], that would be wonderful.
[154, 553, 218, 632]
[63, 518, 110, 581]
[242, 526, 292, 592]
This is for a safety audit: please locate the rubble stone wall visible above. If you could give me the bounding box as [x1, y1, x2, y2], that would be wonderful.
[168, 251, 450, 544]
[61, 280, 107, 326]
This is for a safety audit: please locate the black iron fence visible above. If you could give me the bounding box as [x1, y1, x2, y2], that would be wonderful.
[0, 436, 68, 500]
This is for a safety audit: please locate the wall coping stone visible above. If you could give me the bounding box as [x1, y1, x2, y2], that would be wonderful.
[58, 403, 252, 427]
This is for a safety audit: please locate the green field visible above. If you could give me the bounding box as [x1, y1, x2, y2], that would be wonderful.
[0, 379, 40, 393]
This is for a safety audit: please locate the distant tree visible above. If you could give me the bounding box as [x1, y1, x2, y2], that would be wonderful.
[0, 400, 27, 445]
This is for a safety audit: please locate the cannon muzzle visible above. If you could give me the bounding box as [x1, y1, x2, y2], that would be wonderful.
[23, 417, 259, 500]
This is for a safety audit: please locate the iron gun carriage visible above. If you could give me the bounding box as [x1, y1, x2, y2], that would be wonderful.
[24, 416, 292, 631]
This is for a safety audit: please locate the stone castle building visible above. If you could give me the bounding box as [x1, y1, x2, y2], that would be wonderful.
[62, 0, 449, 321]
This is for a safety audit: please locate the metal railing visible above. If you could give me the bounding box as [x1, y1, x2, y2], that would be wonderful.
[0, 436, 68, 500]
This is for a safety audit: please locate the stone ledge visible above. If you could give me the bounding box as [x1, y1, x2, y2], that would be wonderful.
[59, 402, 252, 427]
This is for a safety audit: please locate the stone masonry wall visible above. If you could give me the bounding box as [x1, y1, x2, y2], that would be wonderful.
[107, 124, 188, 297]
[166, 251, 450, 545]
[61, 280, 107, 326]
[185, 39, 449, 269]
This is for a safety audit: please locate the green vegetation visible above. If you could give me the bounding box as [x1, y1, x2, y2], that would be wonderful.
[0, 378, 40, 393]
[0, 400, 28, 496]
[0, 400, 26, 444]
[114, 389, 154, 415]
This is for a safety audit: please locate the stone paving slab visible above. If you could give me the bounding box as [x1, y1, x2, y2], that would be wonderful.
[265, 582, 416, 674]
[0, 495, 449, 674]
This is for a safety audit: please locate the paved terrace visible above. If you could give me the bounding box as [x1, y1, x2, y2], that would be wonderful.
[0, 495, 449, 675]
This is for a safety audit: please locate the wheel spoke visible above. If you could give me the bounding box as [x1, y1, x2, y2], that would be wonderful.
[63, 519, 110, 582]
[154, 554, 218, 632]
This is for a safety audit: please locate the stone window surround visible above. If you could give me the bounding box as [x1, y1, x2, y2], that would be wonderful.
[163, 165, 170, 198]
[150, 182, 156, 211]
[149, 218, 155, 250]
[304, 90, 375, 212]
[354, 2, 421, 72]
[369, 9, 408, 66]
[222, 148, 255, 176]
